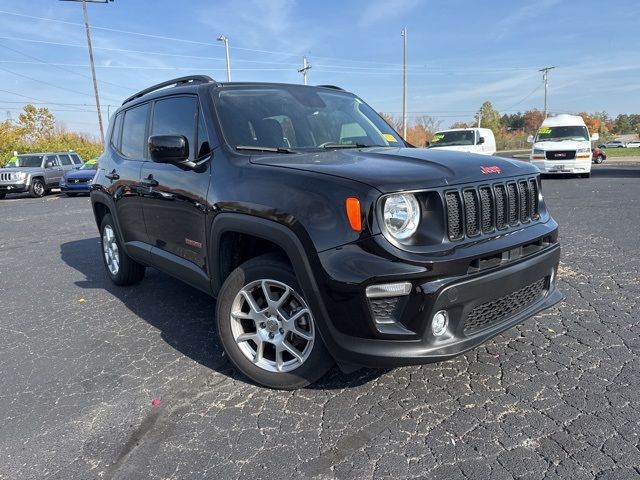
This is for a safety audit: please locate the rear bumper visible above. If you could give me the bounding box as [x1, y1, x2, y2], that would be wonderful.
[314, 236, 562, 368]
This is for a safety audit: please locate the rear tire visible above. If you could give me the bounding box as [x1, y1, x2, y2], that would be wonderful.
[216, 254, 333, 389]
[100, 213, 146, 286]
[29, 178, 45, 198]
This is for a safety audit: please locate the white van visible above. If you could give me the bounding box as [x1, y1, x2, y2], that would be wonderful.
[528, 114, 599, 178]
[427, 128, 496, 155]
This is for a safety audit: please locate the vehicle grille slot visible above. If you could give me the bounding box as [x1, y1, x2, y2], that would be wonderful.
[478, 186, 493, 233]
[506, 182, 519, 225]
[463, 189, 480, 236]
[464, 277, 546, 335]
[1, 173, 10, 181]
[445, 191, 463, 240]
[529, 179, 539, 219]
[494, 184, 507, 229]
[518, 180, 530, 222]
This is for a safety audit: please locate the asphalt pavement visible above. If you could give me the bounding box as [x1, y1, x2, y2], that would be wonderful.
[1, 163, 639, 479]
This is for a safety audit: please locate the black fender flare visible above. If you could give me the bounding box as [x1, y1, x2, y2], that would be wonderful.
[208, 213, 339, 353]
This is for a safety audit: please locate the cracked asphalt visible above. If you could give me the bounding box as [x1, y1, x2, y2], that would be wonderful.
[1, 162, 639, 479]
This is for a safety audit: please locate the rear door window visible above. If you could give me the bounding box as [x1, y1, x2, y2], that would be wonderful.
[59, 154, 72, 166]
[121, 103, 151, 159]
[70, 154, 82, 165]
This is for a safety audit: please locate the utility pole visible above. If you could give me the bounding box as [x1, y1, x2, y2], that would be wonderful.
[401, 27, 408, 139]
[298, 57, 311, 85]
[217, 35, 231, 81]
[539, 66, 556, 118]
[60, 0, 111, 143]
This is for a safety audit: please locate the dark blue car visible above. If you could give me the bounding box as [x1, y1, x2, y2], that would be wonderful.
[60, 161, 98, 196]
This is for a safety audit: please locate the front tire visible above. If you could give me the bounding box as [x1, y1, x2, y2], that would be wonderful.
[100, 213, 146, 286]
[216, 254, 333, 389]
[29, 179, 45, 198]
[595, 155, 604, 164]
[0, 193, 5, 200]
[581, 172, 591, 178]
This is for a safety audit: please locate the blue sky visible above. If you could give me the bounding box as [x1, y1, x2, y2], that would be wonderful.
[0, 0, 638, 137]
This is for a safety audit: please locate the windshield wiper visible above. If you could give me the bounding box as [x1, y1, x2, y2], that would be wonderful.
[320, 143, 384, 149]
[236, 145, 296, 154]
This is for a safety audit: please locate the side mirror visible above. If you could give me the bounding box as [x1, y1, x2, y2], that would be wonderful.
[526, 135, 534, 143]
[590, 133, 600, 141]
[149, 135, 189, 164]
[45, 161, 53, 168]
[477, 136, 485, 145]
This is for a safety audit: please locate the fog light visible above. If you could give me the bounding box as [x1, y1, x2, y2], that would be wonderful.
[431, 310, 449, 336]
[366, 282, 412, 299]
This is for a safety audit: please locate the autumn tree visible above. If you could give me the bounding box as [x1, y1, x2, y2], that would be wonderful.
[474, 101, 500, 134]
[18, 104, 55, 143]
[578, 112, 601, 135]
[523, 109, 544, 135]
[378, 112, 403, 133]
[449, 121, 470, 129]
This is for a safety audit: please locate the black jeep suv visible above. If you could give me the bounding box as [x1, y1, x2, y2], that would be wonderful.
[91, 75, 562, 389]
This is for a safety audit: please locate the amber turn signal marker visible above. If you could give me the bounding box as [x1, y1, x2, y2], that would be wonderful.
[345, 197, 362, 231]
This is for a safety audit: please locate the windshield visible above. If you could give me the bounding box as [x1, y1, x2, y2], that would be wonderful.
[536, 126, 589, 142]
[213, 86, 404, 152]
[15, 155, 44, 168]
[80, 162, 98, 170]
[429, 130, 476, 147]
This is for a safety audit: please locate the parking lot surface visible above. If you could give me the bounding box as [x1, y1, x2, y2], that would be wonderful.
[1, 163, 639, 480]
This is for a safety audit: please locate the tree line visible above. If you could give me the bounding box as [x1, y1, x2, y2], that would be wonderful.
[381, 102, 640, 149]
[0, 104, 103, 166]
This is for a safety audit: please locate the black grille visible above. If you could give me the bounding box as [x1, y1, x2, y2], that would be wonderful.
[464, 278, 546, 335]
[479, 187, 493, 232]
[369, 297, 399, 323]
[518, 180, 530, 222]
[463, 189, 479, 236]
[494, 184, 507, 229]
[529, 179, 539, 220]
[545, 150, 576, 160]
[445, 192, 463, 240]
[445, 177, 540, 241]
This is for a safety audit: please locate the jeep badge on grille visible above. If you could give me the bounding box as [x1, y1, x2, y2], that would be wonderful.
[480, 166, 501, 175]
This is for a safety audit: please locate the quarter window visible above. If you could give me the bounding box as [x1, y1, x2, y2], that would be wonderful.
[121, 104, 150, 159]
[151, 96, 197, 160]
[111, 112, 123, 150]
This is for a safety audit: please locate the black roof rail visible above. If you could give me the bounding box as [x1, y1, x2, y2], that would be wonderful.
[122, 75, 216, 105]
[317, 84, 345, 91]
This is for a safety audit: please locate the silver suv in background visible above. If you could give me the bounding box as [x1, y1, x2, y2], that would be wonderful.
[0, 152, 83, 199]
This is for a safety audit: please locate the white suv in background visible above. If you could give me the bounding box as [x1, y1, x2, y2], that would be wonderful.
[528, 114, 599, 178]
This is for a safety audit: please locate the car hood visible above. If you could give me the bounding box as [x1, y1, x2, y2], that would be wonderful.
[533, 140, 590, 150]
[64, 169, 95, 180]
[250, 147, 536, 193]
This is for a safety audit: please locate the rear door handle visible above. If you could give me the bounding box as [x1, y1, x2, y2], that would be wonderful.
[105, 170, 120, 181]
[142, 174, 159, 187]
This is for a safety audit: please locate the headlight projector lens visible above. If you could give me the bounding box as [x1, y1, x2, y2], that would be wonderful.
[383, 193, 420, 240]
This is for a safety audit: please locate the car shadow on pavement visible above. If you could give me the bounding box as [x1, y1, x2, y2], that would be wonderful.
[60, 237, 386, 389]
[591, 166, 640, 178]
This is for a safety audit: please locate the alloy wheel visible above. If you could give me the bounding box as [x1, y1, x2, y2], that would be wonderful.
[230, 279, 315, 373]
[102, 225, 120, 275]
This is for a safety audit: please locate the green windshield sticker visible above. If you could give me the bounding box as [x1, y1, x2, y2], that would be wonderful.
[431, 134, 444, 142]
[538, 127, 551, 135]
[86, 159, 98, 165]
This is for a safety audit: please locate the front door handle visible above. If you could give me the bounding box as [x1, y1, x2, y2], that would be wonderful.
[141, 174, 159, 187]
[105, 170, 120, 181]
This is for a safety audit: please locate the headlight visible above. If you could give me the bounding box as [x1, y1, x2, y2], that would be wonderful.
[383, 193, 420, 240]
[576, 147, 590, 153]
[533, 149, 544, 155]
[15, 171, 27, 180]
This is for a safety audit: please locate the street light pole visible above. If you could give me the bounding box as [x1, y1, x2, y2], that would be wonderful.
[401, 27, 408, 140]
[539, 66, 556, 118]
[217, 35, 231, 81]
[298, 57, 312, 85]
[60, 0, 111, 142]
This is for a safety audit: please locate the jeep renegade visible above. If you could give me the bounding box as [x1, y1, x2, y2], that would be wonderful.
[90, 76, 562, 389]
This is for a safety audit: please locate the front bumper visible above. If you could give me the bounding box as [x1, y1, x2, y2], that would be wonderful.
[0, 183, 28, 194]
[531, 159, 591, 174]
[60, 182, 91, 193]
[313, 228, 562, 368]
